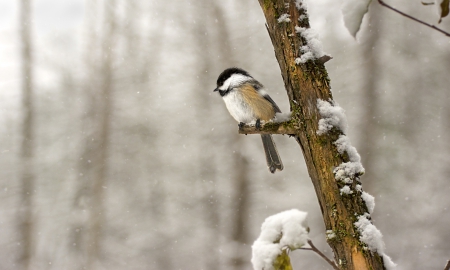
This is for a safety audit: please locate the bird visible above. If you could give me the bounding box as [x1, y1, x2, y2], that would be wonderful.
[213, 67, 283, 173]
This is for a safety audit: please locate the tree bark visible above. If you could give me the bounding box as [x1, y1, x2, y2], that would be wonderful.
[256, 1, 386, 269]
[18, 0, 35, 269]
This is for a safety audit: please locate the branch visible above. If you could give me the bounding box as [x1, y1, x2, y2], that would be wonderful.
[378, 0, 450, 37]
[300, 240, 340, 270]
[238, 121, 297, 135]
[444, 260, 450, 270]
[257, 0, 386, 269]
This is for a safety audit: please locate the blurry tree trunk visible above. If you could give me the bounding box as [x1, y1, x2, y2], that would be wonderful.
[210, 2, 252, 269]
[194, 2, 221, 269]
[123, 0, 139, 55]
[87, 0, 117, 267]
[72, 0, 116, 268]
[357, 3, 381, 190]
[256, 1, 386, 269]
[230, 153, 250, 269]
[121, 2, 172, 269]
[18, 0, 35, 269]
[72, 0, 99, 265]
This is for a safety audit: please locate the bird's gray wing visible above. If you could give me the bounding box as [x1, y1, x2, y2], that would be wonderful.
[262, 94, 281, 113]
[251, 81, 281, 113]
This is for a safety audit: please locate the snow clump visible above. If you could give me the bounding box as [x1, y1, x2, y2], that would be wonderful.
[295, 27, 325, 64]
[354, 213, 385, 253]
[274, 112, 292, 123]
[333, 162, 364, 183]
[295, 0, 306, 10]
[334, 135, 361, 162]
[361, 191, 375, 214]
[354, 214, 397, 269]
[316, 99, 348, 135]
[340, 185, 353, 195]
[251, 209, 309, 270]
[326, 230, 336, 240]
[277, 14, 291, 23]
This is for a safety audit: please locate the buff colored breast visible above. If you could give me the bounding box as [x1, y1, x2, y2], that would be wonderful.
[240, 84, 275, 121]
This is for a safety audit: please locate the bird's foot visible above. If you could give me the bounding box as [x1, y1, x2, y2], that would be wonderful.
[255, 119, 261, 130]
[238, 122, 245, 130]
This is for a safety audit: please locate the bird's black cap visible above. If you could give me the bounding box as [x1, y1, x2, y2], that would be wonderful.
[216, 67, 252, 87]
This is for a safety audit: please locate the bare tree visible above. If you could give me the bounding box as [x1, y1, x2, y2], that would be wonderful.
[193, 2, 221, 267]
[229, 153, 251, 269]
[71, 0, 99, 265]
[87, 0, 117, 267]
[18, 0, 35, 269]
[210, 2, 253, 269]
[249, 1, 388, 269]
[72, 0, 117, 268]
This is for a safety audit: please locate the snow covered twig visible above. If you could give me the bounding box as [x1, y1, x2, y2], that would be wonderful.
[251, 209, 309, 270]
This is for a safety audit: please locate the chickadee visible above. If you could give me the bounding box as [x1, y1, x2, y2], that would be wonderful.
[214, 67, 283, 173]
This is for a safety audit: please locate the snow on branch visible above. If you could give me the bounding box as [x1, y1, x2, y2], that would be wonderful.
[354, 214, 397, 269]
[315, 97, 395, 268]
[295, 0, 306, 10]
[341, 0, 372, 38]
[354, 214, 384, 253]
[316, 99, 348, 135]
[334, 135, 360, 162]
[295, 27, 326, 64]
[277, 13, 291, 23]
[251, 209, 309, 270]
[361, 191, 375, 214]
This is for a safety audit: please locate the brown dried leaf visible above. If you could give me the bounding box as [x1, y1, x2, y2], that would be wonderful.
[439, 0, 450, 23]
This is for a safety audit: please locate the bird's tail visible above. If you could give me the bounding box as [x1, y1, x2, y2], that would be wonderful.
[261, 134, 283, 173]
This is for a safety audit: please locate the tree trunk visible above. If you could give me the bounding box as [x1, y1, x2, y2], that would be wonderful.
[194, 8, 222, 269]
[18, 0, 35, 269]
[87, 0, 116, 267]
[256, 1, 386, 269]
[71, 0, 99, 265]
[229, 152, 251, 270]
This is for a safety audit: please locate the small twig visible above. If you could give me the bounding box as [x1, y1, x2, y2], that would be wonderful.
[444, 260, 450, 270]
[301, 240, 340, 270]
[378, 0, 450, 37]
[318, 55, 333, 64]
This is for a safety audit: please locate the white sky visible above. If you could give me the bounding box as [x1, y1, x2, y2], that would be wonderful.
[0, 0, 84, 126]
[0, 0, 84, 33]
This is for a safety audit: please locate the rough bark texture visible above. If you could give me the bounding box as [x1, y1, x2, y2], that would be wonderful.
[256, 1, 386, 269]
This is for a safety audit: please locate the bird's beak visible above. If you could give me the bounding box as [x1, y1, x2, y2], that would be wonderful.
[213, 88, 218, 92]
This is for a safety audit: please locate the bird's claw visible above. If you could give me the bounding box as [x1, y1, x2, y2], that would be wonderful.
[255, 119, 261, 130]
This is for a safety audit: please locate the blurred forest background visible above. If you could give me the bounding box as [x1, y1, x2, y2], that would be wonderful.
[0, 0, 449, 269]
